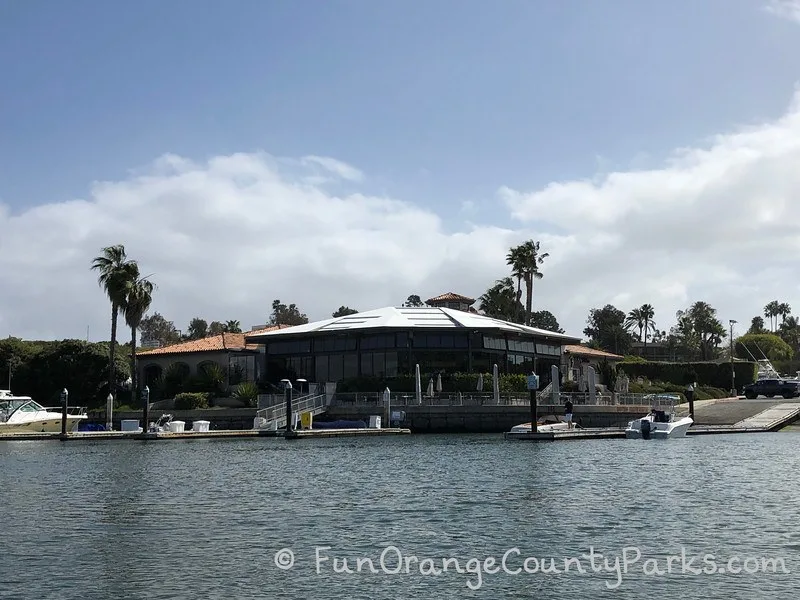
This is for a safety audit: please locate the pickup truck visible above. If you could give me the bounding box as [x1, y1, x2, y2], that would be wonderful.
[742, 378, 800, 399]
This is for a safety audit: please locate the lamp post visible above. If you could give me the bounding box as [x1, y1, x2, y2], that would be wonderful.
[729, 319, 737, 397]
[281, 379, 293, 433]
[296, 378, 307, 396]
[60, 388, 69, 436]
[142, 386, 150, 433]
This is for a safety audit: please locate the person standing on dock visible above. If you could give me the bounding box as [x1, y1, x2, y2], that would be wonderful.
[564, 399, 574, 429]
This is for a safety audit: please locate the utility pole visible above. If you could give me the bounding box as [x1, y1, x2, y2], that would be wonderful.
[729, 319, 737, 397]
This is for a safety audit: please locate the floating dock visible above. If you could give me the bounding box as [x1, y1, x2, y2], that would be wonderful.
[505, 402, 800, 441]
[0, 427, 410, 442]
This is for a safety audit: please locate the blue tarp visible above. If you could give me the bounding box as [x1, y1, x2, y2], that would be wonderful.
[77, 423, 106, 432]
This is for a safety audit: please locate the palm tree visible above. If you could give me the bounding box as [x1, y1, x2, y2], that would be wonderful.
[624, 308, 645, 342]
[224, 320, 242, 333]
[478, 277, 520, 321]
[122, 268, 155, 408]
[505, 246, 526, 323]
[639, 304, 656, 350]
[518, 240, 548, 326]
[91, 245, 138, 402]
[764, 301, 781, 331]
[778, 302, 792, 325]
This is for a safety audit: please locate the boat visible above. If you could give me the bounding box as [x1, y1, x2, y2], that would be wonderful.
[625, 394, 692, 439]
[0, 390, 87, 433]
[509, 415, 577, 434]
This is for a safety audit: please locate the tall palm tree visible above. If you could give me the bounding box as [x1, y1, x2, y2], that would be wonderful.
[778, 302, 792, 325]
[91, 245, 138, 402]
[519, 240, 548, 326]
[624, 308, 645, 342]
[505, 245, 526, 323]
[225, 320, 242, 333]
[764, 300, 781, 331]
[122, 269, 156, 408]
[639, 303, 656, 350]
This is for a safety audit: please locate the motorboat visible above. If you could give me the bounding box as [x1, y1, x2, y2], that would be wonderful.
[625, 395, 692, 439]
[0, 390, 87, 434]
[509, 415, 577, 434]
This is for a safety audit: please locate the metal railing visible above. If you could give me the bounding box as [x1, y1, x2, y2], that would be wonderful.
[330, 391, 669, 408]
[255, 394, 327, 429]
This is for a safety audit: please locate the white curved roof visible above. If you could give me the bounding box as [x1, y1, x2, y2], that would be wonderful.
[245, 306, 580, 343]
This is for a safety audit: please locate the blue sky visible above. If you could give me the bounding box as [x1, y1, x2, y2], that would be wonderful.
[4, 0, 800, 341]
[2, 0, 799, 222]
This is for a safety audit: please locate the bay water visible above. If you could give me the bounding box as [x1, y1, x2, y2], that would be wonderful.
[1, 432, 797, 599]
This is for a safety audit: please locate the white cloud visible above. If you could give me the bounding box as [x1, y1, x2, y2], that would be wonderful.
[299, 155, 364, 183]
[5, 91, 800, 343]
[765, 0, 800, 23]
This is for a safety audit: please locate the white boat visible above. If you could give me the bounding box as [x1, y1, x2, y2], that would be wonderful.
[0, 390, 87, 434]
[625, 395, 692, 439]
[509, 416, 576, 434]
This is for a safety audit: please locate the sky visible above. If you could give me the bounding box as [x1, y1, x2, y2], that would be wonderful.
[2, 0, 800, 342]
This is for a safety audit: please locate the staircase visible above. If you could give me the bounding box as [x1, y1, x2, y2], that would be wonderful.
[253, 394, 327, 430]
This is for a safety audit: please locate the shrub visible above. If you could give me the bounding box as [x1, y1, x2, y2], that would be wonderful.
[174, 392, 210, 410]
[232, 382, 259, 407]
[619, 361, 757, 389]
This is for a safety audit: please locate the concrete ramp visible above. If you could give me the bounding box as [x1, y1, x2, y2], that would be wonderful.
[733, 403, 800, 431]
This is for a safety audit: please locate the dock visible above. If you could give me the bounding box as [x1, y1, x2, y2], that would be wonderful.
[505, 401, 800, 441]
[0, 427, 410, 443]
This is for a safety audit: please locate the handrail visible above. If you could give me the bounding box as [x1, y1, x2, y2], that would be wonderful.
[256, 394, 327, 424]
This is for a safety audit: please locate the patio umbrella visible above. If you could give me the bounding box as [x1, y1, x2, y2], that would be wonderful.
[492, 363, 500, 403]
[435, 373, 442, 394]
[476, 373, 484, 392]
[551, 365, 560, 403]
[427, 378, 435, 397]
[415, 364, 422, 404]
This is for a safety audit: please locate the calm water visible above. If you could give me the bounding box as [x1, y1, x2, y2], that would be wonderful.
[1, 432, 798, 599]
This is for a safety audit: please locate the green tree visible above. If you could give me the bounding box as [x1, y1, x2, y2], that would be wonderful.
[332, 306, 359, 317]
[764, 300, 781, 332]
[186, 317, 208, 340]
[778, 316, 800, 353]
[122, 269, 155, 406]
[403, 295, 425, 307]
[270, 299, 308, 326]
[478, 277, 521, 322]
[208, 321, 226, 336]
[624, 304, 656, 349]
[748, 316, 767, 335]
[735, 333, 793, 361]
[139, 312, 181, 346]
[675, 301, 727, 360]
[91, 245, 139, 401]
[224, 320, 242, 333]
[528, 310, 564, 333]
[510, 240, 549, 326]
[583, 305, 633, 354]
[505, 246, 526, 323]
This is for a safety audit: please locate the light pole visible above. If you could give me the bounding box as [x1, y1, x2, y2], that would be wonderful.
[729, 319, 737, 397]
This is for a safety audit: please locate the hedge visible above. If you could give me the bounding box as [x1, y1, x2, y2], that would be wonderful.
[618, 360, 757, 389]
[174, 392, 211, 410]
[336, 372, 528, 394]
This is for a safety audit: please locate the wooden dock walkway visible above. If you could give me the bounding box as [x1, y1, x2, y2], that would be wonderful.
[0, 427, 411, 442]
[504, 401, 800, 441]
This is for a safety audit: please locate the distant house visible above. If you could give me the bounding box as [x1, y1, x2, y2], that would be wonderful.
[138, 326, 286, 388]
[561, 345, 624, 388]
[426, 292, 479, 313]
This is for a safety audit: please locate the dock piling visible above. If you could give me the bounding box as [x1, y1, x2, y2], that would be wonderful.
[60, 388, 68, 437]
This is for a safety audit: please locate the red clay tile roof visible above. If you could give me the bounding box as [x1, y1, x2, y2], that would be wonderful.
[139, 326, 287, 356]
[426, 292, 475, 304]
[563, 344, 624, 360]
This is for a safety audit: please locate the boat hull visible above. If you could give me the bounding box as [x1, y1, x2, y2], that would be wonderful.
[625, 417, 693, 439]
[0, 416, 86, 434]
[509, 421, 573, 434]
